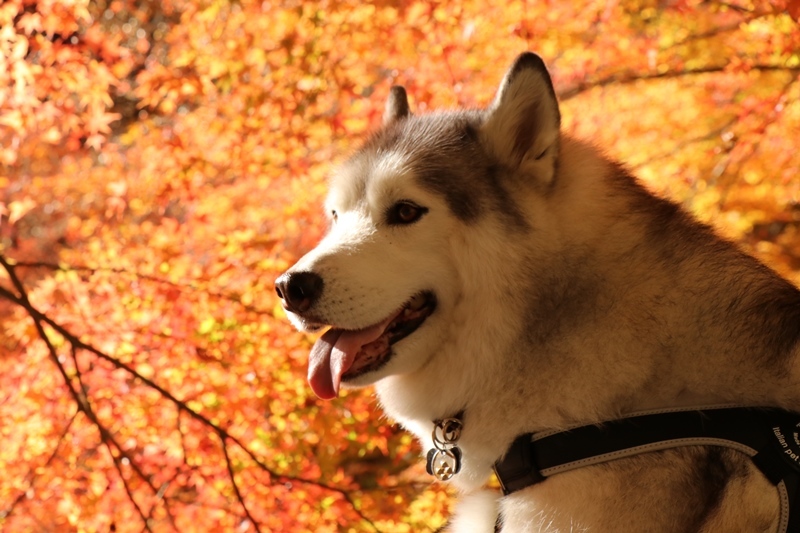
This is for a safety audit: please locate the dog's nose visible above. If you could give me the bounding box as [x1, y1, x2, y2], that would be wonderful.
[274, 271, 323, 314]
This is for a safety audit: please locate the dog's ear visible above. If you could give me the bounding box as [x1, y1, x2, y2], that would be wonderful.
[383, 86, 410, 126]
[482, 53, 561, 185]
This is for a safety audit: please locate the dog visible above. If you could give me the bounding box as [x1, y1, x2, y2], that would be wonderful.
[275, 52, 800, 532]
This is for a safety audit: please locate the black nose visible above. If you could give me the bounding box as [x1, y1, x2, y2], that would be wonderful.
[274, 271, 324, 314]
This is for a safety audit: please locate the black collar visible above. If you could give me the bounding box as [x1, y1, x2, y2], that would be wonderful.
[492, 407, 800, 532]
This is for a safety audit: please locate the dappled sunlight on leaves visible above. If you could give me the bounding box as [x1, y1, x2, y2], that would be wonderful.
[1, 0, 799, 530]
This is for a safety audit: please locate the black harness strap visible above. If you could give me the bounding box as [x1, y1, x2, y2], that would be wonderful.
[493, 407, 800, 532]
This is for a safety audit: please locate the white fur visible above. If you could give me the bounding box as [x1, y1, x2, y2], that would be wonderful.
[449, 490, 501, 532]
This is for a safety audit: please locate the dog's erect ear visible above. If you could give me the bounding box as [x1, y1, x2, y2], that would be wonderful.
[482, 53, 561, 185]
[383, 86, 410, 126]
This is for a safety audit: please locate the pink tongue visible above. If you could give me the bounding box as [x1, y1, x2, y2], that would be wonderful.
[307, 314, 396, 400]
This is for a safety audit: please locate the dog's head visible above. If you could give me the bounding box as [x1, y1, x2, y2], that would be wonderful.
[275, 53, 561, 400]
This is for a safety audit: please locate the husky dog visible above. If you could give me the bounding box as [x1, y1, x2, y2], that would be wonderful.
[275, 53, 800, 531]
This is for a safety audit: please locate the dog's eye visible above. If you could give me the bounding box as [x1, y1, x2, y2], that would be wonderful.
[331, 210, 338, 222]
[387, 201, 428, 225]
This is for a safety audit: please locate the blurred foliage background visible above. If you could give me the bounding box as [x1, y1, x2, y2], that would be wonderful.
[1, 0, 799, 531]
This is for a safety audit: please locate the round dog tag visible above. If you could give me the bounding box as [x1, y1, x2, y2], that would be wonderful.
[426, 448, 462, 481]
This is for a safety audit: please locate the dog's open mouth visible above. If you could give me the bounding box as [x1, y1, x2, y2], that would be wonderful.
[307, 291, 436, 400]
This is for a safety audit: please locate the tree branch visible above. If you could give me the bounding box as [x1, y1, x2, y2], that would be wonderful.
[558, 64, 800, 101]
[0, 257, 160, 532]
[0, 254, 381, 530]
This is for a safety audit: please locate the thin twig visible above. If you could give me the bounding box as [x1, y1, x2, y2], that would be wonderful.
[68, 345, 179, 530]
[718, 75, 799, 207]
[662, 10, 771, 51]
[629, 116, 739, 170]
[218, 430, 262, 533]
[9, 260, 273, 316]
[1, 412, 78, 520]
[106, 449, 157, 533]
